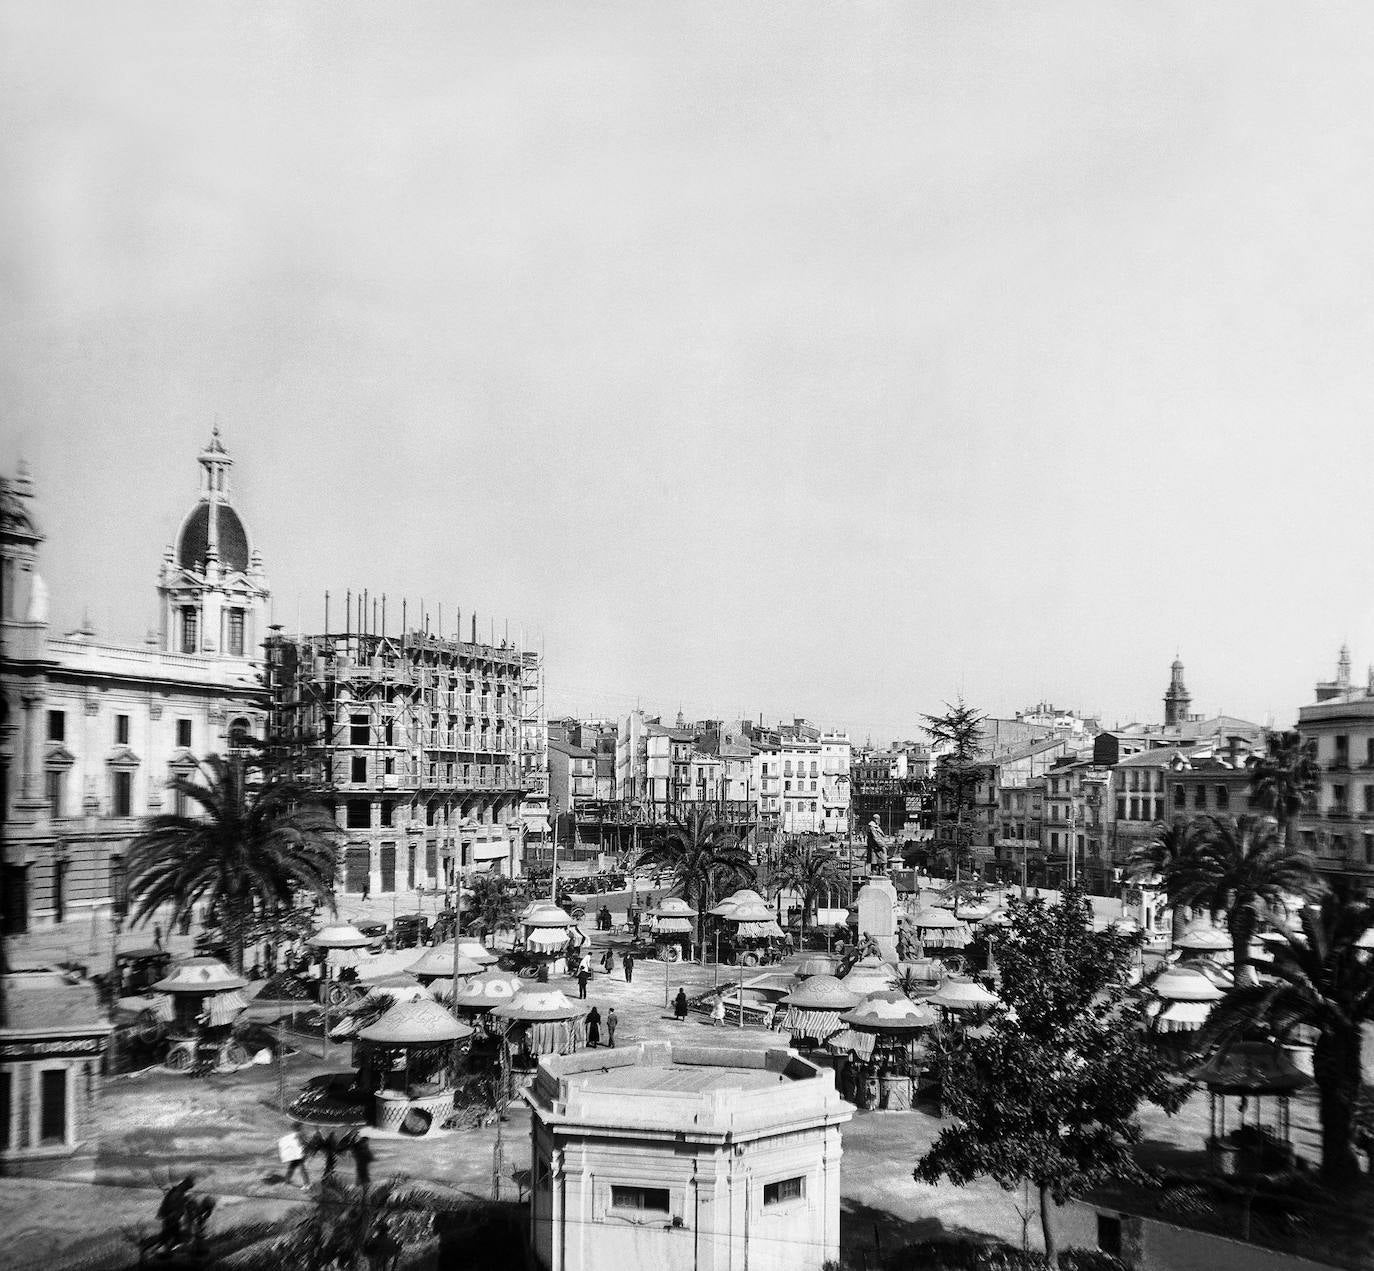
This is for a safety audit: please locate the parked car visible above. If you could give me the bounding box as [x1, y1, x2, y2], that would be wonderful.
[391, 913, 430, 950]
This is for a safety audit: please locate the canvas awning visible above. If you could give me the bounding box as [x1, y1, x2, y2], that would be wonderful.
[733, 921, 785, 939]
[526, 927, 574, 951]
[1153, 999, 1213, 1032]
[653, 917, 694, 934]
[205, 991, 249, 1027]
[826, 1029, 877, 1061]
[780, 1007, 848, 1040]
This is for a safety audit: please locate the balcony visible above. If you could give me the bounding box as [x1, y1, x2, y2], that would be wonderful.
[1329, 760, 1350, 772]
[1328, 807, 1353, 820]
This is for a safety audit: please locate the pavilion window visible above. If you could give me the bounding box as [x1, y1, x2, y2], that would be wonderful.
[764, 1176, 805, 1206]
[611, 1186, 669, 1213]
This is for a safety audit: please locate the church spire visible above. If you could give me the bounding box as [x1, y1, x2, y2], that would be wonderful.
[1164, 654, 1192, 728]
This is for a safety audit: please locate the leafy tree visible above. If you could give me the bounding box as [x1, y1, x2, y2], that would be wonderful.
[1128, 818, 1200, 944]
[1203, 883, 1374, 1183]
[922, 700, 986, 885]
[126, 750, 340, 972]
[1248, 729, 1319, 849]
[636, 806, 755, 950]
[773, 840, 849, 945]
[914, 889, 1188, 1269]
[1168, 814, 1319, 985]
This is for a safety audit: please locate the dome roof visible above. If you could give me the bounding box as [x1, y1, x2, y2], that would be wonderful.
[1190, 1042, 1310, 1095]
[449, 971, 524, 1010]
[842, 957, 899, 996]
[522, 903, 576, 928]
[651, 897, 698, 918]
[491, 989, 582, 1022]
[929, 976, 1000, 1011]
[910, 907, 962, 929]
[842, 990, 939, 1032]
[358, 998, 472, 1045]
[784, 974, 861, 1010]
[406, 944, 486, 979]
[1152, 965, 1225, 1002]
[722, 901, 774, 923]
[177, 502, 250, 573]
[786, 953, 842, 979]
[456, 939, 499, 966]
[152, 956, 246, 994]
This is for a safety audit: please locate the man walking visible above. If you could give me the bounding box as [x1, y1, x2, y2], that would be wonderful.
[623, 952, 634, 983]
[278, 1123, 310, 1189]
[606, 1006, 618, 1047]
[577, 966, 590, 999]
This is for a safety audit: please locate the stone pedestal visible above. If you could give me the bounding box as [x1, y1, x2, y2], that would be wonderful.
[856, 877, 898, 962]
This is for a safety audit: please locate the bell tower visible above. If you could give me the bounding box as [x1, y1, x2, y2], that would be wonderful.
[1163, 655, 1191, 728]
[158, 428, 269, 662]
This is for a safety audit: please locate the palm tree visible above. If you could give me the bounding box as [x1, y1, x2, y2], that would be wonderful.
[462, 873, 521, 944]
[773, 840, 849, 947]
[636, 807, 755, 950]
[1203, 883, 1374, 1183]
[1128, 818, 1199, 944]
[126, 752, 340, 972]
[1248, 729, 1320, 848]
[1168, 814, 1320, 984]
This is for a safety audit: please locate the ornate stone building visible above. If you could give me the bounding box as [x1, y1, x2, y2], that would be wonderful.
[0, 431, 269, 936]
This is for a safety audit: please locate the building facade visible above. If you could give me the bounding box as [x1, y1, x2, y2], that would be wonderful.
[1, 435, 270, 936]
[264, 623, 542, 890]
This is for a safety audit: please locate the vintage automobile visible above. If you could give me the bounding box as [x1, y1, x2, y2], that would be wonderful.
[390, 913, 430, 950]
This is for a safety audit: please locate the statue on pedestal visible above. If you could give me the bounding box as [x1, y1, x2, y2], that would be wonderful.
[865, 816, 893, 875]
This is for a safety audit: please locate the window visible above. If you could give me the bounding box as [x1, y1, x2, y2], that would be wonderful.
[1215, 786, 1229, 810]
[1116, 798, 1126, 821]
[1194, 786, 1207, 809]
[1367, 738, 1374, 767]
[611, 1186, 669, 1213]
[810, 761, 818, 778]
[113, 770, 133, 818]
[427, 803, 437, 826]
[115, 714, 130, 745]
[227, 608, 245, 657]
[110, 855, 127, 918]
[351, 757, 367, 783]
[1335, 735, 1350, 766]
[1154, 798, 1163, 821]
[181, 607, 199, 653]
[40, 1069, 67, 1146]
[45, 769, 64, 817]
[1333, 784, 1348, 812]
[380, 802, 393, 827]
[763, 1177, 805, 1206]
[47, 710, 65, 742]
[176, 719, 193, 749]
[1173, 786, 1186, 809]
[1128, 797, 1139, 820]
[1365, 834, 1374, 866]
[384, 719, 395, 746]
[384, 757, 395, 776]
[345, 799, 370, 829]
[1364, 785, 1374, 814]
[1050, 832, 1060, 851]
[350, 715, 369, 746]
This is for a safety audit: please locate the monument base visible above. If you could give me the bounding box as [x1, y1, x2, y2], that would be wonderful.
[856, 877, 899, 963]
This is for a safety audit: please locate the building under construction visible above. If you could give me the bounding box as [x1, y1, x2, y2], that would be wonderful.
[265, 606, 548, 895]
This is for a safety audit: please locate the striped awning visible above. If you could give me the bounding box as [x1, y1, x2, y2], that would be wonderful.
[826, 1029, 877, 1061]
[780, 1007, 847, 1040]
[205, 991, 249, 1027]
[1153, 999, 1212, 1033]
[734, 921, 785, 939]
[149, 994, 175, 1022]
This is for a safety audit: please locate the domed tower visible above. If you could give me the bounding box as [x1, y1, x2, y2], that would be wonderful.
[1163, 655, 1191, 728]
[157, 427, 269, 660]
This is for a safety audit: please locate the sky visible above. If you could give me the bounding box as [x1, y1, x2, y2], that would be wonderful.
[4, 3, 1374, 743]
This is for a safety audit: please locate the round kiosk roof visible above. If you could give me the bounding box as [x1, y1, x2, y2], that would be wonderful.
[151, 956, 247, 994]
[783, 974, 861, 1010]
[358, 998, 472, 1045]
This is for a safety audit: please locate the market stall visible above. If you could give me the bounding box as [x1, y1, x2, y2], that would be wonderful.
[356, 999, 473, 1133]
[829, 989, 938, 1110]
[777, 974, 860, 1049]
[148, 957, 251, 1072]
[490, 990, 587, 1067]
[644, 897, 697, 963]
[1190, 1041, 1310, 1176]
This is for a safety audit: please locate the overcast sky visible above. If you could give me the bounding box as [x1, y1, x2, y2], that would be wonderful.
[4, 3, 1373, 742]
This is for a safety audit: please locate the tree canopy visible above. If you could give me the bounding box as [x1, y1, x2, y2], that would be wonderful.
[914, 889, 1187, 1268]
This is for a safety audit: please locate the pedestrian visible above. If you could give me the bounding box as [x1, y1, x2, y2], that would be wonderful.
[623, 953, 634, 983]
[630, 907, 641, 937]
[673, 987, 689, 1020]
[311, 1129, 341, 1179]
[602, 948, 614, 975]
[537, 961, 549, 983]
[278, 1122, 311, 1189]
[157, 1175, 194, 1249]
[362, 877, 371, 902]
[711, 996, 726, 1027]
[606, 1006, 618, 1047]
[586, 1006, 601, 1047]
[351, 1131, 374, 1191]
[153, 923, 164, 952]
[577, 966, 590, 999]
